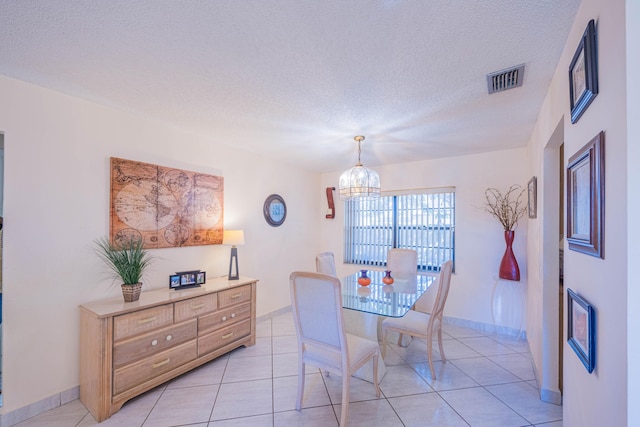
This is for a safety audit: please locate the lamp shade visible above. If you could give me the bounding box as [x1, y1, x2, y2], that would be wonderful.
[223, 230, 245, 246]
[339, 165, 381, 199]
[338, 135, 381, 200]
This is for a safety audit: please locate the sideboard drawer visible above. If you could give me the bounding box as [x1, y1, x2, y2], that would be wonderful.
[198, 302, 251, 335]
[113, 340, 197, 396]
[174, 293, 217, 322]
[114, 304, 174, 341]
[113, 319, 197, 368]
[218, 285, 251, 308]
[198, 318, 251, 357]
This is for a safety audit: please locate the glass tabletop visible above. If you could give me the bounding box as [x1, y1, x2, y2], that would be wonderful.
[341, 270, 436, 317]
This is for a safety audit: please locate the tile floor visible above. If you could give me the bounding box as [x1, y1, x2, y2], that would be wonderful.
[15, 312, 562, 426]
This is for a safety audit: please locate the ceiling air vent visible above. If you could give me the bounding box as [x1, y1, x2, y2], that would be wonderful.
[487, 64, 525, 94]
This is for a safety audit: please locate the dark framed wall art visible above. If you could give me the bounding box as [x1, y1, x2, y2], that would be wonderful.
[569, 19, 598, 124]
[566, 131, 604, 258]
[567, 288, 595, 373]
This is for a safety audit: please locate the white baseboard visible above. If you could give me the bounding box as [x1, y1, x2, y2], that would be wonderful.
[256, 305, 291, 323]
[0, 308, 537, 426]
[442, 315, 527, 340]
[0, 386, 79, 427]
[540, 387, 563, 405]
[529, 356, 563, 406]
[0, 309, 298, 426]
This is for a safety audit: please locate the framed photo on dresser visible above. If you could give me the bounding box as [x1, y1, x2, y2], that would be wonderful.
[170, 270, 204, 289]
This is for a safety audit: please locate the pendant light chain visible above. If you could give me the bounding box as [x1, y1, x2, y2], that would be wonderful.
[355, 135, 364, 166]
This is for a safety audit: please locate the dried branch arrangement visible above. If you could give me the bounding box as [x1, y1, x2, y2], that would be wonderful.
[484, 185, 527, 231]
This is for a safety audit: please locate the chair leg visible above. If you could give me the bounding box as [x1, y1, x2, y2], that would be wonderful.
[372, 353, 381, 397]
[437, 326, 446, 364]
[296, 362, 305, 411]
[340, 374, 350, 426]
[397, 332, 412, 347]
[427, 333, 436, 380]
[381, 328, 387, 359]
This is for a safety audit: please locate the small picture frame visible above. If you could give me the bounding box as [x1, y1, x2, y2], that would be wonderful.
[527, 176, 537, 219]
[170, 270, 203, 290]
[181, 271, 197, 286]
[196, 271, 206, 285]
[567, 288, 595, 373]
[566, 131, 604, 258]
[169, 274, 181, 289]
[569, 19, 598, 124]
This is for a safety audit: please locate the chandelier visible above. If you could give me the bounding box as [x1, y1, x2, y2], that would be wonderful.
[338, 135, 381, 200]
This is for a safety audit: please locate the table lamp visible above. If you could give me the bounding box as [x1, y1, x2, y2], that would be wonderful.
[223, 230, 245, 280]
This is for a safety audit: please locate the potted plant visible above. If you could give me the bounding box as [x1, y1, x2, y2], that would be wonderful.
[94, 236, 155, 302]
[484, 185, 527, 281]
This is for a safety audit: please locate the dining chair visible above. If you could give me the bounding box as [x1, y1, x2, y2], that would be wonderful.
[381, 260, 453, 379]
[387, 248, 418, 275]
[290, 271, 381, 426]
[315, 251, 337, 277]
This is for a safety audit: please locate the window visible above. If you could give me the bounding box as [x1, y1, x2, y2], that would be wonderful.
[344, 189, 455, 272]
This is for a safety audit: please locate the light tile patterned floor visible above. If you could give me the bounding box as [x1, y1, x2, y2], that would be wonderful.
[15, 312, 562, 426]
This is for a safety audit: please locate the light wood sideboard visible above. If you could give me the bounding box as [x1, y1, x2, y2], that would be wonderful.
[79, 276, 258, 422]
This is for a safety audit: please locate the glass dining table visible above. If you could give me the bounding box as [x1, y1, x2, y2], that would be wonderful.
[340, 270, 437, 382]
[342, 270, 436, 317]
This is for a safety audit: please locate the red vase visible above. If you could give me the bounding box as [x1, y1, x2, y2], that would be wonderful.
[357, 270, 371, 286]
[382, 270, 394, 285]
[499, 230, 520, 281]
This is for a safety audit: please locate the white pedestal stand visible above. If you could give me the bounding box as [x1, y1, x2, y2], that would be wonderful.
[491, 277, 526, 339]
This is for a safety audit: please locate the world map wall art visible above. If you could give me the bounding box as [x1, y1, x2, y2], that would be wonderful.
[110, 157, 224, 248]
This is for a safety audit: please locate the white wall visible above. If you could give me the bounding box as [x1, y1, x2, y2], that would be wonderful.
[320, 148, 529, 328]
[0, 75, 321, 414]
[0, 133, 4, 215]
[526, 116, 564, 403]
[527, 0, 628, 425]
[627, 0, 640, 424]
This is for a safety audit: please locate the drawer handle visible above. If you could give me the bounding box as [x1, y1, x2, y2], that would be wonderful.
[222, 332, 234, 340]
[192, 303, 206, 310]
[152, 358, 170, 369]
[166, 335, 172, 341]
[231, 313, 236, 318]
[230, 293, 242, 300]
[151, 339, 158, 346]
[138, 316, 157, 325]
[222, 316, 227, 321]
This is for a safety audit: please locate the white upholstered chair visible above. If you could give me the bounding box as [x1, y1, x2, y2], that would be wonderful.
[381, 260, 453, 379]
[289, 271, 381, 426]
[387, 248, 418, 275]
[315, 251, 337, 277]
[314, 252, 337, 379]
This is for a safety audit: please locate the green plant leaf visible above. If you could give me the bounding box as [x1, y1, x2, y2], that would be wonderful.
[94, 236, 154, 285]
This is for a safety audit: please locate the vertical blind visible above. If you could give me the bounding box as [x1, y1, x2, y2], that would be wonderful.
[344, 188, 455, 272]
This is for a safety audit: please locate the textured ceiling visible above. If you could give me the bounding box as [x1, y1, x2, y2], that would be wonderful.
[0, 1, 580, 173]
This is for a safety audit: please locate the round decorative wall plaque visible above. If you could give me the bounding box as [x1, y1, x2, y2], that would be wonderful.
[263, 194, 287, 227]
